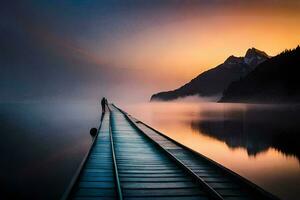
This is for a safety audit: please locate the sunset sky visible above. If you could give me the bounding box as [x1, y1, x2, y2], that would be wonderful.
[1, 0, 300, 103]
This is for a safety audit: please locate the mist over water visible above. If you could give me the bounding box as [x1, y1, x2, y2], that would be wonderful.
[2, 1, 300, 200]
[0, 102, 101, 199]
[0, 100, 299, 200]
[124, 101, 300, 200]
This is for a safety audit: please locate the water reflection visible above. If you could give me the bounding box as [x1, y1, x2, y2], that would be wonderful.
[124, 102, 300, 200]
[191, 105, 300, 161]
[2, 101, 299, 200]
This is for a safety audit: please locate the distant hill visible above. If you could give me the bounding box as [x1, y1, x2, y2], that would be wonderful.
[220, 46, 300, 103]
[150, 48, 270, 101]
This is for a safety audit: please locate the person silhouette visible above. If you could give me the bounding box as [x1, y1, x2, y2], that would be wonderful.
[101, 97, 106, 113]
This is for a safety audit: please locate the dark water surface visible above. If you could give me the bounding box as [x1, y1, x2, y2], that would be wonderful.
[1, 102, 299, 199]
[0, 102, 100, 199]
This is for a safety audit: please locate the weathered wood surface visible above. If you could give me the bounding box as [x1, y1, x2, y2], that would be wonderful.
[114, 104, 278, 200]
[67, 111, 116, 200]
[109, 105, 209, 199]
[64, 103, 278, 200]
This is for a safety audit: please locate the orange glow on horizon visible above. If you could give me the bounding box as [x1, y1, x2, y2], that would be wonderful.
[99, 6, 300, 84]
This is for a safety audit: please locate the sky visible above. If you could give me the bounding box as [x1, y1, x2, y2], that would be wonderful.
[1, 0, 300, 103]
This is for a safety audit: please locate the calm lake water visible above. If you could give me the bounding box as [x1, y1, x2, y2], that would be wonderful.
[1, 101, 299, 199]
[123, 102, 300, 200]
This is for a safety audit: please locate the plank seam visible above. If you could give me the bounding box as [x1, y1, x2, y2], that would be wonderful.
[113, 104, 224, 200]
[108, 105, 124, 200]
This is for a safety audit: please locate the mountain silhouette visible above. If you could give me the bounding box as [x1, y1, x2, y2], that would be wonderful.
[220, 46, 300, 103]
[151, 48, 270, 101]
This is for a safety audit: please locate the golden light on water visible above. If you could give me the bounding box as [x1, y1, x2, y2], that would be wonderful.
[123, 101, 300, 199]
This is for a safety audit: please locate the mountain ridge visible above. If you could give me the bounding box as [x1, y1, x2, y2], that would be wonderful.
[151, 48, 270, 101]
[219, 46, 300, 103]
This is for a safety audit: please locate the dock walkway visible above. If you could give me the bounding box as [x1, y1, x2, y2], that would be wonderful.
[62, 103, 278, 200]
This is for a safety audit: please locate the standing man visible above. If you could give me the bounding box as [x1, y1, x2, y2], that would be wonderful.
[101, 97, 106, 113]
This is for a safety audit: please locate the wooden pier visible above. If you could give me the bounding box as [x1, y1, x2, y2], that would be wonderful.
[62, 104, 278, 200]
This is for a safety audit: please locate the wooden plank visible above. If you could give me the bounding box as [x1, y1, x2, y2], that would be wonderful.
[81, 172, 114, 177]
[76, 188, 115, 197]
[80, 176, 114, 182]
[119, 174, 189, 178]
[125, 113, 278, 200]
[123, 188, 205, 196]
[66, 103, 278, 200]
[78, 181, 115, 188]
[120, 177, 192, 182]
[109, 105, 212, 199]
[66, 110, 117, 199]
[118, 169, 182, 173]
[121, 181, 199, 189]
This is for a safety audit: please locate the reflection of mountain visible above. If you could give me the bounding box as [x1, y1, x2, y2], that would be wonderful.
[191, 106, 300, 160]
[151, 48, 269, 101]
